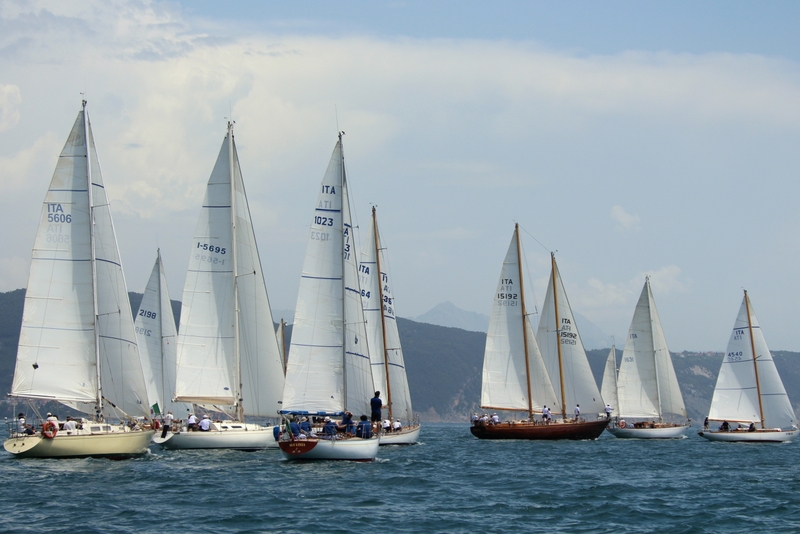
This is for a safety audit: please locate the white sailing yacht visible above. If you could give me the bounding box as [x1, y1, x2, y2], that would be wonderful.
[360, 207, 420, 445]
[134, 251, 192, 421]
[279, 133, 380, 461]
[471, 228, 606, 440]
[698, 291, 798, 442]
[599, 346, 618, 419]
[606, 278, 690, 439]
[155, 122, 285, 451]
[3, 102, 154, 458]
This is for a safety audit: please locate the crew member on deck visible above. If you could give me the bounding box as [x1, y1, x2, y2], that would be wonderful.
[356, 415, 372, 438]
[371, 392, 383, 423]
[605, 404, 612, 419]
[199, 415, 212, 432]
[574, 404, 581, 421]
[161, 411, 174, 439]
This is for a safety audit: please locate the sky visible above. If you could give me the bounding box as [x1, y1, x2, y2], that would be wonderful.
[1, 1, 800, 351]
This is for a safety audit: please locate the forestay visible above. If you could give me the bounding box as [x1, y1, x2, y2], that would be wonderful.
[708, 294, 795, 429]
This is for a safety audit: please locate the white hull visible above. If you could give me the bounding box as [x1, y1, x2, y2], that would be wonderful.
[280, 437, 379, 461]
[4, 429, 154, 459]
[154, 424, 277, 451]
[379, 425, 421, 445]
[607, 424, 689, 439]
[698, 428, 799, 443]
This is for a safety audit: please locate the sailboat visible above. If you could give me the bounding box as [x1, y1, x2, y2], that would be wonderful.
[155, 122, 285, 451]
[606, 278, 690, 438]
[470, 226, 607, 440]
[3, 102, 154, 458]
[599, 346, 618, 420]
[279, 133, 380, 461]
[134, 251, 192, 421]
[360, 206, 420, 445]
[698, 291, 798, 442]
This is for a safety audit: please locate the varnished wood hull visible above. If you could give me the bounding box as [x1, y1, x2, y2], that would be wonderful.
[470, 419, 607, 440]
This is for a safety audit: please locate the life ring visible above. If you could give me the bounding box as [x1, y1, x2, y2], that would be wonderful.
[42, 421, 58, 439]
[153, 419, 161, 430]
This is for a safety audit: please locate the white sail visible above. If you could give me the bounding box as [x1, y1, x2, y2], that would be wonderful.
[600, 346, 618, 417]
[10, 104, 150, 418]
[175, 125, 284, 417]
[536, 256, 604, 415]
[480, 228, 556, 413]
[283, 136, 374, 415]
[708, 293, 796, 429]
[135, 252, 193, 417]
[616, 279, 686, 419]
[360, 208, 414, 422]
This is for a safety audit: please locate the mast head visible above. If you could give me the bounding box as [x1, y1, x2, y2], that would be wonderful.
[338, 131, 345, 142]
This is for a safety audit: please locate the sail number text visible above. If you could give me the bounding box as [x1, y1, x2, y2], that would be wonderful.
[135, 326, 152, 337]
[46, 203, 72, 223]
[196, 243, 226, 254]
[314, 216, 334, 226]
[138, 309, 157, 320]
[496, 279, 518, 306]
[726, 351, 743, 362]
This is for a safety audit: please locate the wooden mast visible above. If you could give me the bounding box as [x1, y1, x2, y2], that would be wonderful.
[551, 253, 568, 420]
[373, 207, 393, 421]
[515, 224, 534, 420]
[744, 290, 766, 429]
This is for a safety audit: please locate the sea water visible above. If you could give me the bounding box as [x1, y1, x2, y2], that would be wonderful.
[1, 423, 798, 533]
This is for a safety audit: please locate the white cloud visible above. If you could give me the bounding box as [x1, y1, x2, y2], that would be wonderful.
[610, 205, 640, 232]
[0, 84, 21, 132]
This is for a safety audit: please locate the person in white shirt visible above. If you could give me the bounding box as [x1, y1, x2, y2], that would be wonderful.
[392, 419, 402, 432]
[542, 406, 551, 423]
[382, 419, 392, 433]
[187, 414, 198, 431]
[574, 404, 581, 421]
[161, 411, 174, 439]
[199, 415, 212, 432]
[62, 416, 77, 432]
[491, 413, 500, 425]
[604, 404, 613, 419]
[16, 413, 25, 433]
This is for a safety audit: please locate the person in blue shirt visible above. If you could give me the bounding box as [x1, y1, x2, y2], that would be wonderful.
[370, 392, 383, 423]
[272, 424, 281, 441]
[289, 417, 303, 438]
[355, 414, 372, 439]
[322, 417, 338, 439]
[299, 417, 312, 434]
[338, 412, 355, 434]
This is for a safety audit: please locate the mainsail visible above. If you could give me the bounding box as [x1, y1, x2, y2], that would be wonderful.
[708, 292, 795, 429]
[360, 207, 414, 422]
[480, 226, 556, 414]
[174, 123, 284, 417]
[282, 134, 374, 416]
[135, 251, 192, 417]
[599, 346, 619, 417]
[536, 254, 604, 416]
[10, 102, 150, 419]
[616, 279, 686, 419]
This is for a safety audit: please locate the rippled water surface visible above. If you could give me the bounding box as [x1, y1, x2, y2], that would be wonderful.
[2, 424, 799, 533]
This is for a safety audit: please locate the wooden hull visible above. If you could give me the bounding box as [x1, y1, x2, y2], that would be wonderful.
[607, 423, 689, 439]
[379, 424, 421, 445]
[698, 428, 799, 443]
[279, 437, 379, 461]
[470, 419, 607, 440]
[154, 424, 277, 451]
[4, 429, 154, 459]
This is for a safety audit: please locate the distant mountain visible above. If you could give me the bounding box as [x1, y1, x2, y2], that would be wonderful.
[2, 289, 799, 423]
[412, 302, 489, 333]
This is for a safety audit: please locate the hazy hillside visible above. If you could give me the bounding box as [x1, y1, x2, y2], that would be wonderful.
[2, 289, 800, 423]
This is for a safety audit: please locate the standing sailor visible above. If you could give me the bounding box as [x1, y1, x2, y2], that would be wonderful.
[370, 391, 383, 423]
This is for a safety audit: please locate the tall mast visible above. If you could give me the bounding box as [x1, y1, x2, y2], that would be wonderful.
[339, 131, 348, 411]
[647, 277, 664, 422]
[156, 248, 164, 415]
[551, 253, 567, 419]
[280, 319, 287, 375]
[515, 224, 534, 420]
[229, 121, 244, 423]
[84, 100, 103, 421]
[744, 290, 766, 429]
[373, 207, 393, 421]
